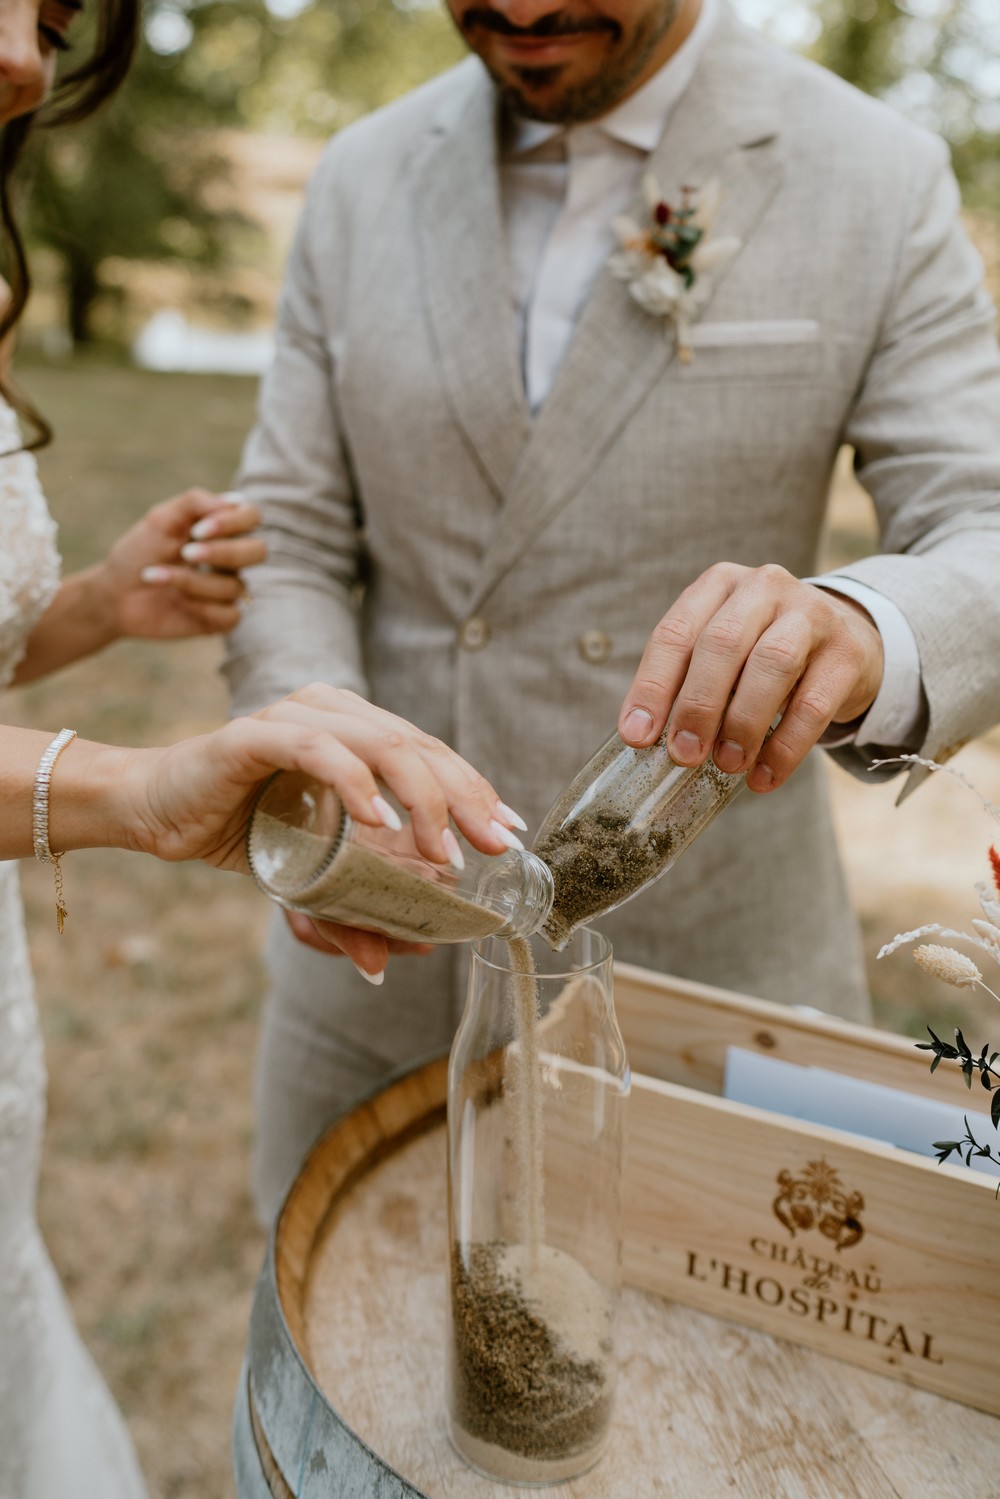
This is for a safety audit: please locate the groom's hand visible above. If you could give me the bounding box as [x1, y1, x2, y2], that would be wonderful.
[617, 562, 884, 792]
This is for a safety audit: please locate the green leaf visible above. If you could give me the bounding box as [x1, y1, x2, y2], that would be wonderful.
[992, 1090, 1000, 1129]
[674, 225, 702, 248]
[929, 1053, 941, 1074]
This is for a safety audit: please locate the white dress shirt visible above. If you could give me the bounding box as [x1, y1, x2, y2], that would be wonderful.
[497, 0, 925, 752]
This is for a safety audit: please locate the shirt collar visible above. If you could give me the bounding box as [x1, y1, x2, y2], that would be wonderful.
[506, 0, 720, 159]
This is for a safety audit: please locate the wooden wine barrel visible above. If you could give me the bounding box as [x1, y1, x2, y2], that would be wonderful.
[234, 1053, 1000, 1498]
[235, 1054, 449, 1499]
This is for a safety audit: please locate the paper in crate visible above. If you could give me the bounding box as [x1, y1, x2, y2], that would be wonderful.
[613, 963, 1000, 1416]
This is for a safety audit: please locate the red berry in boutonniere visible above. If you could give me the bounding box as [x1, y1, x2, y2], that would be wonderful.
[607, 174, 741, 362]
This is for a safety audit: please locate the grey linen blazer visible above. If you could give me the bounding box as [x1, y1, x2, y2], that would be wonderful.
[226, 8, 1000, 1209]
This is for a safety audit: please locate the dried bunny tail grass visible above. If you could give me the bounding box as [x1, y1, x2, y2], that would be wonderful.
[877, 923, 997, 962]
[912, 944, 982, 989]
[971, 919, 1000, 961]
[870, 755, 1000, 827]
[977, 879, 1000, 926]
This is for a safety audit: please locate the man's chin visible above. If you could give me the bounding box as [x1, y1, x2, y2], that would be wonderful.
[502, 77, 572, 124]
[489, 52, 634, 125]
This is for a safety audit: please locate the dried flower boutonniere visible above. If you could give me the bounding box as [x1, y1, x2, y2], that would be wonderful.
[875, 754, 1000, 1176]
[607, 175, 741, 363]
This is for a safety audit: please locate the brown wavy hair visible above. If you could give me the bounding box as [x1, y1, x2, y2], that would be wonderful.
[0, 0, 141, 448]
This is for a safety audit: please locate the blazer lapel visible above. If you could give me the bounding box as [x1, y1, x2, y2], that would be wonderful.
[466, 9, 786, 611]
[413, 61, 532, 503]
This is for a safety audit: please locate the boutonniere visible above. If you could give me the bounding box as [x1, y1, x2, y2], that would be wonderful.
[607, 175, 741, 363]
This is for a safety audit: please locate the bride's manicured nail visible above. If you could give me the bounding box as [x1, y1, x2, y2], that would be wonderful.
[181, 542, 209, 563]
[496, 801, 528, 833]
[141, 566, 172, 584]
[490, 819, 524, 851]
[220, 490, 245, 506]
[372, 795, 403, 831]
[189, 517, 217, 540]
[353, 962, 385, 986]
[441, 829, 465, 872]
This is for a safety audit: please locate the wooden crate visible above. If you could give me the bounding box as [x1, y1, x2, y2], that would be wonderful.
[613, 963, 1000, 1416]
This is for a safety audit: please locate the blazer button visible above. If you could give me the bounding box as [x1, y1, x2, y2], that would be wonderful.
[579, 629, 612, 664]
[460, 616, 491, 651]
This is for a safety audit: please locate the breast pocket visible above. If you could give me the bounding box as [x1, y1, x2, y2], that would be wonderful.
[680, 319, 824, 382]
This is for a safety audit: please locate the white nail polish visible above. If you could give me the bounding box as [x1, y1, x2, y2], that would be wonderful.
[372, 795, 403, 832]
[189, 518, 215, 540]
[353, 962, 385, 986]
[220, 490, 245, 505]
[181, 542, 208, 563]
[490, 819, 524, 851]
[441, 828, 465, 872]
[141, 566, 171, 584]
[497, 801, 529, 833]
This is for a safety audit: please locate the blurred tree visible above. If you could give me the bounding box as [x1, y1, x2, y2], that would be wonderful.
[21, 0, 467, 342]
[198, 0, 466, 138]
[808, 0, 1000, 211]
[24, 4, 259, 344]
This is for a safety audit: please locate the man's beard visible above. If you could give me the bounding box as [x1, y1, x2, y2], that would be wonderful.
[476, 0, 684, 125]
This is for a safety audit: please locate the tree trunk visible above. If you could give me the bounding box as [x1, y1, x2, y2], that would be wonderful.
[65, 255, 101, 346]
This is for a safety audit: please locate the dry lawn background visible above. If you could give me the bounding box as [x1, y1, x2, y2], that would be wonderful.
[6, 356, 1000, 1498]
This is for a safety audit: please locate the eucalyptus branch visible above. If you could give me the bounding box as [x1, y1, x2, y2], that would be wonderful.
[916, 1027, 1000, 1133]
[931, 1116, 1000, 1188]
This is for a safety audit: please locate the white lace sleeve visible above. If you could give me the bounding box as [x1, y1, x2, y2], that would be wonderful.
[0, 399, 61, 691]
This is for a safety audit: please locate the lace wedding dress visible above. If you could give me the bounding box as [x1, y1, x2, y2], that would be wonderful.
[0, 400, 147, 1499]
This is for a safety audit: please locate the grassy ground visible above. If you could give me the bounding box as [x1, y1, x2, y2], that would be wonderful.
[7, 355, 1000, 1498]
[9, 357, 267, 1499]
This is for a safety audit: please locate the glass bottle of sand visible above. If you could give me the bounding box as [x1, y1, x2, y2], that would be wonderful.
[532, 728, 752, 950]
[246, 771, 555, 943]
[446, 929, 629, 1485]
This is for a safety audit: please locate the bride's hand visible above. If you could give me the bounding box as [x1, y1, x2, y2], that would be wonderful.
[97, 488, 266, 639]
[126, 685, 526, 880]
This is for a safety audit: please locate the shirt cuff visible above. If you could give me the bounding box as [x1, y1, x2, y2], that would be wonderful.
[804, 576, 927, 750]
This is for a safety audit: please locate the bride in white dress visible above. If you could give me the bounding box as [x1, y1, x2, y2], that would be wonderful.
[0, 5, 524, 1495]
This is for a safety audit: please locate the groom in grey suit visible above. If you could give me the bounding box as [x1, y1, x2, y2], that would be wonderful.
[226, 0, 1000, 1217]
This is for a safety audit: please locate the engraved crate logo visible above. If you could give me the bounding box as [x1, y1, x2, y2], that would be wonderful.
[684, 1152, 944, 1366]
[772, 1157, 864, 1252]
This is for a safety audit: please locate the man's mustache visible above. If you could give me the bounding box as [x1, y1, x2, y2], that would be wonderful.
[460, 8, 620, 39]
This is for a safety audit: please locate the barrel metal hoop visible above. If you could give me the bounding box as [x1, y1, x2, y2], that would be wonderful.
[232, 1359, 284, 1499]
[242, 1053, 453, 1497]
[248, 1244, 423, 1497]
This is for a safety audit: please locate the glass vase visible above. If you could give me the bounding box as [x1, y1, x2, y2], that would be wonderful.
[446, 929, 628, 1485]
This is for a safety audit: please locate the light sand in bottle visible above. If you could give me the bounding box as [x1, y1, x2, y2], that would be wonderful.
[251, 814, 507, 943]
